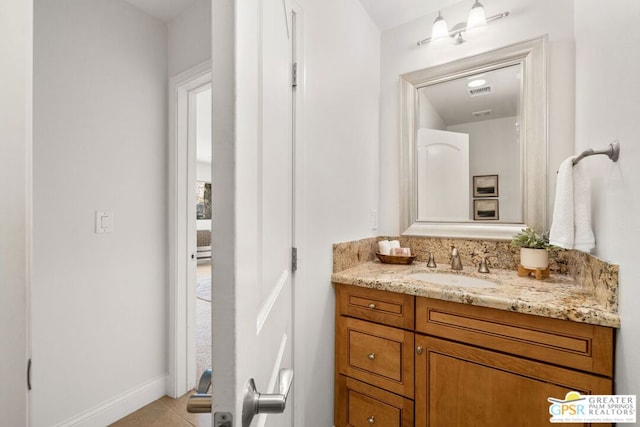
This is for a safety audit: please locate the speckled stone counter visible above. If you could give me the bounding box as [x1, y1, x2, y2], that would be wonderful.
[332, 237, 620, 328]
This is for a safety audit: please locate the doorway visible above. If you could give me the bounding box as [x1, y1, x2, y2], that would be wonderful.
[168, 62, 213, 398]
[193, 87, 212, 386]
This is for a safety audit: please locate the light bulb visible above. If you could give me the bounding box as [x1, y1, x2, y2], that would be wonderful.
[431, 11, 449, 42]
[466, 1, 487, 34]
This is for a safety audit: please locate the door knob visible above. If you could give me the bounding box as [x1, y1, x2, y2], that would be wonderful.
[242, 368, 293, 426]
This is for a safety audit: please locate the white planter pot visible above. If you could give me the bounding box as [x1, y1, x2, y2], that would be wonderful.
[520, 248, 549, 270]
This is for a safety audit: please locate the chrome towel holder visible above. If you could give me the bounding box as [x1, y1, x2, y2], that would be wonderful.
[572, 140, 620, 166]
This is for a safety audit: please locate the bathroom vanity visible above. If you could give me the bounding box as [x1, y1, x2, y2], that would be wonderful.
[332, 257, 618, 427]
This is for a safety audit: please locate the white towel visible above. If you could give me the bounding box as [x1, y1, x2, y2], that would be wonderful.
[549, 157, 595, 252]
[573, 161, 595, 251]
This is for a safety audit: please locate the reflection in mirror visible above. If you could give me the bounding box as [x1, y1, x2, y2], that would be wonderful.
[400, 37, 547, 240]
[416, 63, 522, 223]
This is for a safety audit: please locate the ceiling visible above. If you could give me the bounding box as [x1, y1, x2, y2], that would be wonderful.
[123, 0, 465, 30]
[419, 63, 521, 126]
[124, 0, 197, 22]
[358, 0, 464, 30]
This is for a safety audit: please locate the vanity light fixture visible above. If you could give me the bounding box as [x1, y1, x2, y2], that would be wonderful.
[417, 1, 509, 46]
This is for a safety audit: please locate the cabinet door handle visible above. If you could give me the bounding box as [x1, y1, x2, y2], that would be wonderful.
[416, 346, 423, 355]
[368, 352, 375, 360]
[368, 303, 376, 309]
[367, 415, 375, 424]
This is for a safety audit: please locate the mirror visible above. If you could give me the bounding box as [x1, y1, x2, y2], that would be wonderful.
[400, 37, 547, 240]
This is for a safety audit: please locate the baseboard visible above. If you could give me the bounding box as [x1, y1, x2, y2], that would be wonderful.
[54, 375, 167, 427]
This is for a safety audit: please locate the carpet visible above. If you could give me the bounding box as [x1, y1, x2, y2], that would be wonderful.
[196, 298, 211, 384]
[196, 278, 211, 302]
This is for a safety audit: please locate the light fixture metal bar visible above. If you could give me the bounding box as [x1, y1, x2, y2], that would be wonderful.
[417, 11, 510, 46]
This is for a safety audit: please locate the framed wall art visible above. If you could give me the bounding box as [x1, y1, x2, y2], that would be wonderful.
[474, 199, 499, 220]
[473, 174, 499, 197]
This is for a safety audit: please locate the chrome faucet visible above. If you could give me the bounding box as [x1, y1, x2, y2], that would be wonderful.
[426, 251, 437, 268]
[477, 256, 490, 273]
[450, 246, 463, 270]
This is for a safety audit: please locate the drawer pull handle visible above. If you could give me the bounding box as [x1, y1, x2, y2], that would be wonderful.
[416, 346, 423, 355]
[367, 415, 375, 424]
[368, 352, 375, 360]
[368, 303, 376, 309]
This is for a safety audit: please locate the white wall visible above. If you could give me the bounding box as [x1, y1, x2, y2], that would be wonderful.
[418, 90, 446, 130]
[293, 0, 381, 425]
[197, 161, 212, 182]
[574, 0, 640, 400]
[32, 0, 168, 424]
[379, 0, 576, 235]
[168, 0, 211, 77]
[448, 116, 520, 222]
[0, 0, 31, 424]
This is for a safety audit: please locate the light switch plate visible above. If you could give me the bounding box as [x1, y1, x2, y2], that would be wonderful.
[95, 210, 114, 233]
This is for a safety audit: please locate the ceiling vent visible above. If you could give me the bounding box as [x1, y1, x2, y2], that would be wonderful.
[472, 109, 493, 117]
[467, 85, 492, 97]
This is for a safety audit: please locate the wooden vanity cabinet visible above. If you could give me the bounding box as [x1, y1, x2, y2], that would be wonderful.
[335, 284, 415, 426]
[334, 283, 615, 427]
[414, 297, 614, 427]
[336, 375, 414, 427]
[415, 335, 611, 427]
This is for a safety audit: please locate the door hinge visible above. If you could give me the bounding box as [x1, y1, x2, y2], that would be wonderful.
[291, 247, 298, 272]
[292, 62, 298, 87]
[27, 358, 32, 390]
[214, 412, 232, 427]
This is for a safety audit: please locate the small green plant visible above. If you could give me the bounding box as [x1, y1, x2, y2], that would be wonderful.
[510, 227, 550, 249]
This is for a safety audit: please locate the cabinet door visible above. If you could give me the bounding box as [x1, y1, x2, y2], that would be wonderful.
[336, 283, 415, 330]
[415, 335, 612, 427]
[336, 375, 414, 427]
[416, 297, 614, 376]
[338, 316, 414, 398]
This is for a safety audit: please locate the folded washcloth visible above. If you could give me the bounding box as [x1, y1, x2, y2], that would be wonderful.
[549, 157, 595, 252]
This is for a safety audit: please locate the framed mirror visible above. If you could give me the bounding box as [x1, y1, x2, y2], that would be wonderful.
[400, 37, 547, 240]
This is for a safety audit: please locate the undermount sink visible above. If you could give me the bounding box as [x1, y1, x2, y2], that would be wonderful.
[408, 272, 498, 289]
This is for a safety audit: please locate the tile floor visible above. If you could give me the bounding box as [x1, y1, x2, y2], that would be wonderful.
[109, 391, 211, 426]
[111, 260, 213, 426]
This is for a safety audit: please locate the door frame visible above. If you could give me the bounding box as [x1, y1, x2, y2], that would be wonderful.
[290, 4, 306, 426]
[168, 61, 212, 398]
[0, 0, 33, 424]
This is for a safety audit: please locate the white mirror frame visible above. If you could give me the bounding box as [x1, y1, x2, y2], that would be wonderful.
[400, 37, 548, 240]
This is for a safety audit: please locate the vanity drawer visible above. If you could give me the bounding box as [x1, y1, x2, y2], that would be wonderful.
[335, 283, 415, 329]
[416, 297, 614, 376]
[337, 316, 414, 398]
[335, 375, 414, 427]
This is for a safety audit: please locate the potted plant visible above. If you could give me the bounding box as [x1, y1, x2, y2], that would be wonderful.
[510, 227, 550, 270]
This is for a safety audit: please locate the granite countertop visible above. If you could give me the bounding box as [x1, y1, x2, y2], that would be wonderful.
[331, 261, 620, 328]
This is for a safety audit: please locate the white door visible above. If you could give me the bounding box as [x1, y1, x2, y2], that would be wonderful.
[210, 0, 297, 426]
[417, 128, 470, 222]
